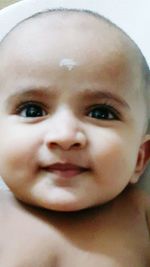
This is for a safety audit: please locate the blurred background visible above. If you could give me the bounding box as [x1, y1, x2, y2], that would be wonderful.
[0, 0, 19, 9]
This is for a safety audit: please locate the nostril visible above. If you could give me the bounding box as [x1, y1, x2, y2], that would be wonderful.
[71, 143, 82, 149]
[49, 142, 58, 149]
[49, 142, 82, 150]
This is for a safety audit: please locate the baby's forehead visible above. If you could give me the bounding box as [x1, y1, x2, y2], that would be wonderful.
[0, 11, 135, 52]
[0, 10, 145, 96]
[0, 11, 141, 73]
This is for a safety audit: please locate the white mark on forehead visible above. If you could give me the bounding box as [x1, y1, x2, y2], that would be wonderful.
[59, 58, 78, 71]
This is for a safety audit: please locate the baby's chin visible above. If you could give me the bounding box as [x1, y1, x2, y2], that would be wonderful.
[4, 182, 113, 212]
[30, 199, 91, 212]
[13, 192, 95, 213]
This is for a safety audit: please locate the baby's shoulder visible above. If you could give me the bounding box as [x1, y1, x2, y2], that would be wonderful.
[0, 190, 19, 219]
[113, 186, 150, 220]
[0, 190, 11, 227]
[0, 189, 13, 203]
[123, 186, 150, 229]
[0, 189, 10, 207]
[123, 186, 150, 209]
[135, 188, 150, 231]
[132, 187, 150, 208]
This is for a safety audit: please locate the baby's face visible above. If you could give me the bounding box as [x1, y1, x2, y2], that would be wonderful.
[0, 14, 148, 211]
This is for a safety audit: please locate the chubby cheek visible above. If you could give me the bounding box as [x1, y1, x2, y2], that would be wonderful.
[0, 122, 41, 186]
[90, 129, 138, 185]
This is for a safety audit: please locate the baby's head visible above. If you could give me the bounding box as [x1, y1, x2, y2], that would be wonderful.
[0, 9, 149, 211]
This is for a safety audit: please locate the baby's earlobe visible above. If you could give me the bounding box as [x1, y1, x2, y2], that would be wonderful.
[135, 135, 150, 177]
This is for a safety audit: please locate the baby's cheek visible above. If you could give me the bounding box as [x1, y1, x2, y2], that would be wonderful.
[0, 125, 40, 177]
[92, 132, 137, 176]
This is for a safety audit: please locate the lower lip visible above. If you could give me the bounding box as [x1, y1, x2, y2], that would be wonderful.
[44, 169, 87, 179]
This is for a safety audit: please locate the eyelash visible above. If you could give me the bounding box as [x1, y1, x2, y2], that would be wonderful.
[15, 101, 121, 121]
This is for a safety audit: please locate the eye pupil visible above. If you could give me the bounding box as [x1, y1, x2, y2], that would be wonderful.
[26, 106, 43, 117]
[90, 108, 109, 119]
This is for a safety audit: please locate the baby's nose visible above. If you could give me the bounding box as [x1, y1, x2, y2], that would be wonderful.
[44, 112, 87, 151]
[46, 131, 87, 151]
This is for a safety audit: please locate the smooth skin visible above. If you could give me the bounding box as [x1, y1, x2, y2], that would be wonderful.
[0, 12, 150, 266]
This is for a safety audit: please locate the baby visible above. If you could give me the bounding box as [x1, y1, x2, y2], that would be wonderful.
[0, 8, 149, 267]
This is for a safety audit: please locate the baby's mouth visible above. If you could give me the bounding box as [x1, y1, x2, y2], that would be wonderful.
[43, 163, 90, 179]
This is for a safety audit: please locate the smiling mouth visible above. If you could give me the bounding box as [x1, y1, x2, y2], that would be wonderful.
[43, 163, 90, 179]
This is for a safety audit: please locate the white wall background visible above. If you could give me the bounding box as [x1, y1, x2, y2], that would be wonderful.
[0, 0, 149, 192]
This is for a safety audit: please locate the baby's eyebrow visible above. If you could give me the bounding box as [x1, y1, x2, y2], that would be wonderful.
[79, 90, 130, 109]
[7, 87, 58, 99]
[5, 87, 58, 106]
[5, 87, 130, 110]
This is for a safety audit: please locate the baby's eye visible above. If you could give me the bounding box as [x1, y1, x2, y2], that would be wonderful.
[17, 102, 47, 118]
[87, 105, 120, 120]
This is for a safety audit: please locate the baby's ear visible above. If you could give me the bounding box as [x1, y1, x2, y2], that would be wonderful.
[130, 134, 150, 184]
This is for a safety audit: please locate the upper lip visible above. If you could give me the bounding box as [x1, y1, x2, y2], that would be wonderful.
[43, 163, 89, 171]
